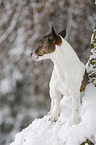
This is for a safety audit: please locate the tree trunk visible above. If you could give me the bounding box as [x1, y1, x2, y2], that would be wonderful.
[86, 24, 96, 87]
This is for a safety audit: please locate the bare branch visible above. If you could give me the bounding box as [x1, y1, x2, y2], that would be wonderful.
[0, 0, 22, 44]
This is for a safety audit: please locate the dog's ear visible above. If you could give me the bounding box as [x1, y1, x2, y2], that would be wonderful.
[59, 30, 66, 38]
[48, 25, 58, 44]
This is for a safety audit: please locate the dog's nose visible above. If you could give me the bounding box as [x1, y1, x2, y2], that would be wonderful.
[30, 52, 33, 57]
[32, 52, 38, 60]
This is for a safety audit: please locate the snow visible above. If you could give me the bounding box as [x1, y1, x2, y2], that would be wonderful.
[0, 69, 23, 95]
[0, 78, 15, 94]
[10, 84, 96, 145]
[12, 69, 23, 81]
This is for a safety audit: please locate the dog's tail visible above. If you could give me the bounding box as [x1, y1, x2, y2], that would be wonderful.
[86, 23, 96, 87]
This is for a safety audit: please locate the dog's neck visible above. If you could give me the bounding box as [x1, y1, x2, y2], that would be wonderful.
[49, 37, 79, 71]
[50, 38, 68, 62]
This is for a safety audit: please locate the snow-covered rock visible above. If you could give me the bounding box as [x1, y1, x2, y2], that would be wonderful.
[10, 84, 96, 145]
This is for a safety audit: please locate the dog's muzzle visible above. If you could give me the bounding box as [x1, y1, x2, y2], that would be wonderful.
[31, 52, 38, 60]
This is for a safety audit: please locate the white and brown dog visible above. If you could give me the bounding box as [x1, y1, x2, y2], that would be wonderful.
[31, 26, 88, 125]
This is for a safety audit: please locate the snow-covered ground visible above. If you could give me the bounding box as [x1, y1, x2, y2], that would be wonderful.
[10, 84, 96, 145]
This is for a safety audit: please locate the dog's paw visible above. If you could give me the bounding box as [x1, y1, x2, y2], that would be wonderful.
[69, 119, 79, 126]
[48, 113, 59, 122]
[69, 116, 82, 126]
[47, 111, 51, 116]
[47, 106, 60, 122]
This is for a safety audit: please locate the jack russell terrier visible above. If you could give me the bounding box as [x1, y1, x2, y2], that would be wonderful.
[31, 25, 88, 125]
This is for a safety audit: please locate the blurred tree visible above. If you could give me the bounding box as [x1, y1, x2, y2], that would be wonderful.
[0, 0, 95, 145]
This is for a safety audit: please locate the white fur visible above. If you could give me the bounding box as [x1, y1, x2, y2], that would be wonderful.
[33, 37, 85, 125]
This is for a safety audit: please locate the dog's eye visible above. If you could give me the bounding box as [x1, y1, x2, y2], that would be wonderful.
[38, 54, 42, 56]
[39, 42, 42, 46]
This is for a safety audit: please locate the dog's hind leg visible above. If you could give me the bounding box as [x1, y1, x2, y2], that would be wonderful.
[70, 90, 81, 125]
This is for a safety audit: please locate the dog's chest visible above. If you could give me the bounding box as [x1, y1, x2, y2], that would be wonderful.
[53, 70, 69, 96]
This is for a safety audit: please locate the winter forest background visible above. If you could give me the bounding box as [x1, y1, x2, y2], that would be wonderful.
[0, 0, 96, 145]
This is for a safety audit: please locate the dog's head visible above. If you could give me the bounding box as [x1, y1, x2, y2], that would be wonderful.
[31, 25, 66, 61]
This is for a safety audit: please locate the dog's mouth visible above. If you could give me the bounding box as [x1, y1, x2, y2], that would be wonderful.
[31, 52, 42, 61]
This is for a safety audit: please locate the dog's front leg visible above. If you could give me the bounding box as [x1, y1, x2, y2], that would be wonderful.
[48, 86, 61, 122]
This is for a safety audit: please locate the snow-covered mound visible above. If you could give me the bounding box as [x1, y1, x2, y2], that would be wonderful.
[10, 84, 96, 145]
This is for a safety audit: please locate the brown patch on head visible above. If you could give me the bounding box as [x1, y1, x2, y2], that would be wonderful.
[59, 29, 66, 39]
[34, 25, 62, 57]
[48, 25, 62, 46]
[34, 35, 56, 56]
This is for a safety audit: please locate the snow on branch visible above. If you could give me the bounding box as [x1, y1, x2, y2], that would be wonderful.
[86, 24, 96, 87]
